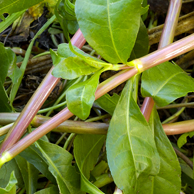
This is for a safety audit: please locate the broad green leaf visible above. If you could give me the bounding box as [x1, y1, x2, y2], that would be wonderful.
[57, 43, 103, 61]
[19, 144, 56, 183]
[75, 0, 142, 63]
[34, 186, 59, 194]
[0, 171, 17, 194]
[141, 62, 194, 106]
[145, 107, 181, 194]
[0, 159, 23, 188]
[35, 139, 82, 194]
[0, 84, 12, 112]
[129, 19, 149, 60]
[0, 0, 44, 15]
[94, 93, 119, 115]
[177, 131, 194, 148]
[15, 156, 39, 194]
[52, 43, 107, 79]
[106, 79, 160, 193]
[74, 134, 106, 194]
[52, 56, 98, 80]
[67, 71, 101, 120]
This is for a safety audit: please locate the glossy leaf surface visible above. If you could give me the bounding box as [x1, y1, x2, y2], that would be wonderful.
[106, 80, 160, 193]
[36, 140, 82, 194]
[141, 62, 194, 106]
[146, 107, 181, 194]
[0, 0, 44, 15]
[74, 134, 106, 193]
[52, 43, 105, 79]
[75, 0, 142, 63]
[15, 156, 39, 194]
[19, 144, 56, 183]
[67, 71, 101, 120]
[52, 56, 98, 80]
[0, 171, 17, 194]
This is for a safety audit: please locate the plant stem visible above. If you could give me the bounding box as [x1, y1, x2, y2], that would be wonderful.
[162, 106, 186, 124]
[156, 102, 194, 109]
[2, 112, 194, 136]
[37, 101, 67, 114]
[148, 10, 194, 46]
[0, 29, 86, 154]
[93, 173, 113, 188]
[173, 147, 193, 169]
[2, 21, 194, 164]
[141, 0, 182, 121]
[63, 133, 75, 150]
[11, 15, 56, 103]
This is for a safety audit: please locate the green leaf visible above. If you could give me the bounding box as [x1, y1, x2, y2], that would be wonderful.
[0, 43, 15, 83]
[34, 186, 59, 194]
[0, 0, 44, 15]
[54, 0, 78, 40]
[0, 43, 22, 109]
[0, 84, 12, 112]
[52, 56, 98, 80]
[0, 171, 17, 194]
[0, 10, 25, 33]
[146, 107, 181, 194]
[94, 93, 119, 115]
[15, 156, 39, 194]
[67, 71, 101, 120]
[106, 79, 160, 193]
[35, 139, 82, 194]
[74, 134, 106, 194]
[52, 43, 108, 79]
[177, 131, 194, 148]
[129, 19, 149, 60]
[75, 0, 142, 63]
[0, 159, 23, 188]
[141, 62, 194, 106]
[19, 144, 56, 183]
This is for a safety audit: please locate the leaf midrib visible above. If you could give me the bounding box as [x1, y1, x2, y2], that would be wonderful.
[80, 136, 105, 173]
[36, 142, 71, 193]
[126, 95, 138, 190]
[107, 0, 123, 63]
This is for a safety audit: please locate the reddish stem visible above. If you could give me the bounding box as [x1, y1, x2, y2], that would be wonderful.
[141, 0, 182, 121]
[0, 29, 86, 154]
[4, 32, 194, 159]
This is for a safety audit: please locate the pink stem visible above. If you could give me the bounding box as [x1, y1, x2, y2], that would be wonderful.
[163, 120, 194, 135]
[141, 0, 182, 121]
[0, 29, 86, 154]
[4, 32, 194, 159]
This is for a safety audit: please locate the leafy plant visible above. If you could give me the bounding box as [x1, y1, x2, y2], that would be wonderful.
[0, 0, 194, 193]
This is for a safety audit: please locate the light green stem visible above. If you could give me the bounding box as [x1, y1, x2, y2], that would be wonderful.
[38, 101, 67, 114]
[10, 15, 56, 104]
